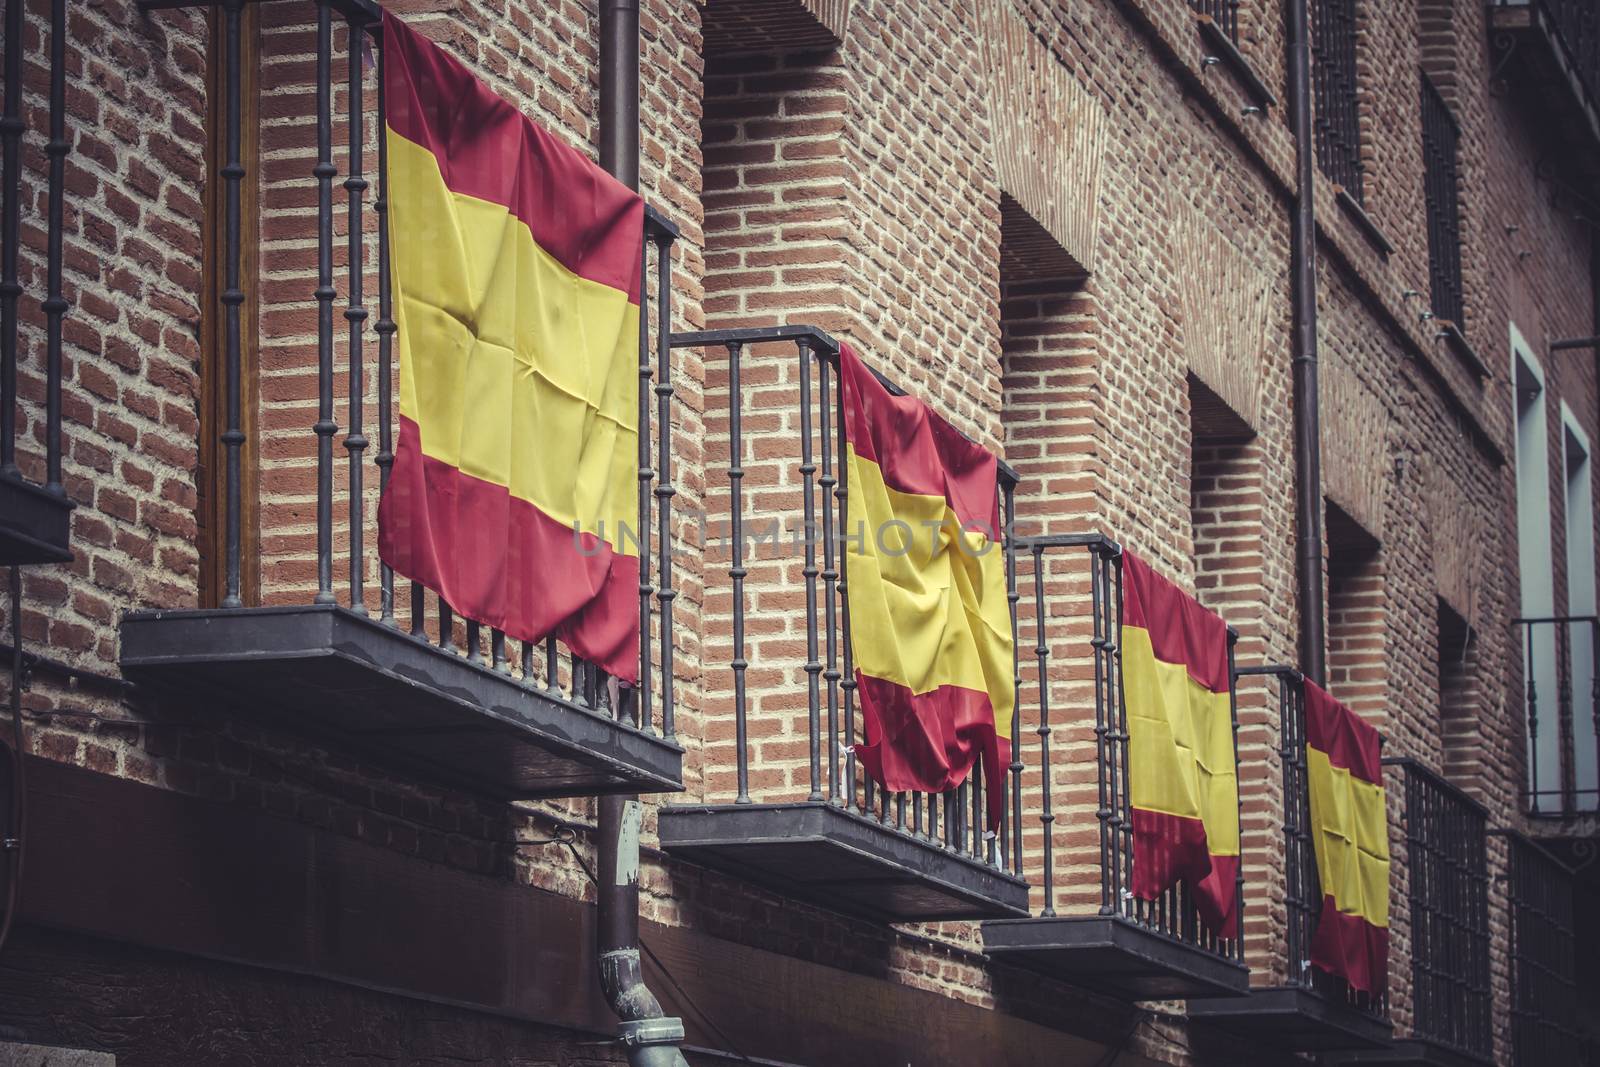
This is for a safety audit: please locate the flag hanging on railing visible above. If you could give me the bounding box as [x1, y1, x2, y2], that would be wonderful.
[376, 14, 644, 683]
[841, 344, 1014, 829]
[1304, 680, 1390, 995]
[1120, 551, 1241, 938]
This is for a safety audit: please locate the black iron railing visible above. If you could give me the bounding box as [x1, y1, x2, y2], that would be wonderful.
[1311, 0, 1364, 199]
[153, 0, 682, 736]
[1524, 0, 1600, 115]
[1189, 0, 1241, 42]
[1390, 758, 1492, 1060]
[0, 0, 68, 503]
[1504, 832, 1580, 1067]
[1249, 666, 1390, 1017]
[1421, 75, 1465, 329]
[669, 326, 1028, 872]
[1022, 534, 1245, 964]
[1515, 615, 1598, 818]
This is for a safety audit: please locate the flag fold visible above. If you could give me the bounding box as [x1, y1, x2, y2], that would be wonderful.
[841, 344, 1014, 829]
[1304, 679, 1390, 996]
[376, 13, 644, 682]
[1120, 551, 1241, 938]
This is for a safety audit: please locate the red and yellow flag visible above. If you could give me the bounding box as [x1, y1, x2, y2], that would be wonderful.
[841, 345, 1014, 827]
[1121, 551, 1240, 937]
[376, 15, 644, 682]
[1305, 680, 1390, 995]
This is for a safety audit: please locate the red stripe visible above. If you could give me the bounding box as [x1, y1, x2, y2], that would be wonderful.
[382, 13, 643, 303]
[1129, 808, 1239, 939]
[376, 416, 638, 683]
[1121, 551, 1230, 693]
[839, 344, 1000, 534]
[852, 673, 1009, 830]
[1304, 679, 1382, 784]
[1311, 895, 1390, 996]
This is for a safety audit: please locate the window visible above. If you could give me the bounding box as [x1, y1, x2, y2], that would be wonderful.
[1311, 0, 1363, 198]
[1512, 331, 1559, 811]
[1562, 407, 1596, 810]
[1421, 74, 1465, 329]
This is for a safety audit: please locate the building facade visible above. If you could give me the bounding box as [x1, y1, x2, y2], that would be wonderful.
[0, 0, 1595, 1064]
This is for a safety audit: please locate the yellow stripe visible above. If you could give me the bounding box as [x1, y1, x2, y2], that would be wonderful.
[845, 444, 1014, 743]
[388, 129, 638, 553]
[1123, 625, 1240, 855]
[1307, 747, 1391, 927]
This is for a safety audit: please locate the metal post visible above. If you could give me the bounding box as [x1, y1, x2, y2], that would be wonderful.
[43, 0, 66, 494]
[1033, 542, 1054, 916]
[313, 0, 338, 606]
[1004, 483, 1022, 874]
[819, 350, 840, 802]
[375, 32, 396, 625]
[727, 340, 749, 804]
[635, 226, 653, 733]
[799, 339, 822, 801]
[0, 0, 21, 477]
[344, 11, 369, 613]
[219, 0, 246, 608]
[653, 230, 676, 740]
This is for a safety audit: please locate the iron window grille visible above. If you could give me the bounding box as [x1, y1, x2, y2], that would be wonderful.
[1389, 758, 1493, 1061]
[1421, 75, 1466, 329]
[1311, 0, 1364, 199]
[1504, 832, 1580, 1067]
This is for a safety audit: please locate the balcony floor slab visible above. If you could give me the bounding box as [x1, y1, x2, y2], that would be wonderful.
[659, 801, 1028, 922]
[1187, 985, 1393, 1051]
[0, 475, 72, 564]
[1326, 1038, 1492, 1067]
[119, 604, 683, 799]
[981, 914, 1249, 1000]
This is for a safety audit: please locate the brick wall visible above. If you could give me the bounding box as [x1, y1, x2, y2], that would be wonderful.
[1, 0, 1595, 1063]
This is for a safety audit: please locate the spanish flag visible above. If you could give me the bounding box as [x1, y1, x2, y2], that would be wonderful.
[1121, 551, 1240, 937]
[376, 14, 644, 682]
[841, 345, 1014, 828]
[1305, 680, 1390, 996]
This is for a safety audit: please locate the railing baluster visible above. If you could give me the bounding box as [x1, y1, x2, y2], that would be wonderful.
[43, 0, 65, 494]
[727, 341, 749, 804]
[1111, 550, 1133, 923]
[1226, 633, 1243, 962]
[1005, 484, 1022, 874]
[438, 598, 455, 654]
[313, 0, 338, 606]
[798, 339, 823, 802]
[219, 0, 246, 607]
[836, 360, 856, 813]
[1090, 543, 1113, 916]
[653, 231, 676, 741]
[819, 351, 840, 803]
[1032, 542, 1054, 916]
[344, 14, 369, 614]
[1527, 622, 1541, 814]
[0, 0, 20, 478]
[375, 32, 396, 626]
[636, 226, 653, 735]
[545, 635, 559, 695]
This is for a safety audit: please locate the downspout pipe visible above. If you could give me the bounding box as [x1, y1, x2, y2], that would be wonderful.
[597, 3, 689, 1066]
[1287, 0, 1327, 686]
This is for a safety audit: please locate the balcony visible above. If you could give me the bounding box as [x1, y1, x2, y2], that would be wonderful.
[1516, 615, 1597, 824]
[981, 535, 1250, 1000]
[657, 327, 1029, 922]
[1489, 0, 1600, 176]
[0, 0, 74, 564]
[1189, 667, 1392, 1051]
[1329, 761, 1492, 1067]
[1502, 832, 1581, 1067]
[120, 2, 683, 799]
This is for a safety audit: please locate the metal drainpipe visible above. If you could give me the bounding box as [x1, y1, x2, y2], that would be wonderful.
[597, 3, 689, 1065]
[1287, 0, 1327, 687]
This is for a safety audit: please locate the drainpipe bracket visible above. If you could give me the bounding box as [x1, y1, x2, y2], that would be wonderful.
[618, 1017, 686, 1048]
